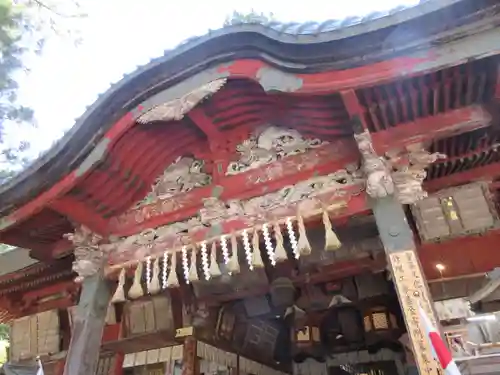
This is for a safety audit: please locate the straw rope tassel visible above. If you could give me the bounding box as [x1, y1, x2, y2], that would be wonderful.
[209, 242, 222, 277]
[323, 209, 342, 251]
[188, 248, 199, 282]
[296, 211, 312, 256]
[111, 268, 126, 303]
[167, 252, 180, 287]
[227, 232, 240, 274]
[251, 229, 265, 269]
[148, 258, 161, 294]
[128, 262, 144, 299]
[273, 223, 288, 262]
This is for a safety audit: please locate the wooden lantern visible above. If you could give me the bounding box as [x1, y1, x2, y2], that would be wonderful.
[291, 322, 323, 362]
[363, 305, 398, 345]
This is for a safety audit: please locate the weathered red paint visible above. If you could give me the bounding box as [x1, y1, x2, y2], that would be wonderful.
[371, 106, 491, 152]
[108, 141, 359, 235]
[1, 113, 136, 234]
[424, 162, 500, 192]
[419, 228, 500, 280]
[50, 197, 109, 234]
[218, 55, 432, 93]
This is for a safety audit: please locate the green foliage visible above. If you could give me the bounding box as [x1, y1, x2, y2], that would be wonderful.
[0, 324, 8, 341]
[0, 1, 35, 173]
[224, 9, 276, 27]
[0, 1, 84, 183]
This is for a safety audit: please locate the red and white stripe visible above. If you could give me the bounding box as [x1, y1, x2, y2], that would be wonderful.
[418, 304, 462, 375]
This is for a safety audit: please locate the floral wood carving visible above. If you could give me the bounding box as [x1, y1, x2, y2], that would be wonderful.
[64, 226, 107, 282]
[136, 79, 226, 124]
[134, 156, 211, 208]
[227, 126, 327, 175]
[354, 130, 395, 199]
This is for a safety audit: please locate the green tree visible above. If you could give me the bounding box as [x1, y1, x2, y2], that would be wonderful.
[224, 9, 276, 26]
[0, 323, 8, 341]
[0, 0, 34, 175]
[0, 1, 84, 183]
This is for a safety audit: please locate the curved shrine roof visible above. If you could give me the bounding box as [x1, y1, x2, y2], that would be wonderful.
[0, 0, 498, 255]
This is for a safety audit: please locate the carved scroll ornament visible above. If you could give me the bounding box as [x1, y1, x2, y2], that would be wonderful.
[65, 226, 108, 282]
[227, 126, 327, 175]
[136, 79, 227, 124]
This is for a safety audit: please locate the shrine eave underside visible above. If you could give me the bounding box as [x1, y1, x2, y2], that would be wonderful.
[0, 0, 500, 257]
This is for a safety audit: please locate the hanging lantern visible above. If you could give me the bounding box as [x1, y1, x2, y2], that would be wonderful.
[363, 305, 399, 346]
[290, 316, 323, 362]
[270, 277, 295, 311]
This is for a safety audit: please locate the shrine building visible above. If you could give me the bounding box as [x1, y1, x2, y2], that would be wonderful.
[2, 1, 500, 374]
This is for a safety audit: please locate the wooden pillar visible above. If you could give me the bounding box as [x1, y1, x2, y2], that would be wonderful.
[63, 226, 112, 375]
[63, 272, 111, 375]
[371, 196, 442, 375]
[182, 337, 199, 375]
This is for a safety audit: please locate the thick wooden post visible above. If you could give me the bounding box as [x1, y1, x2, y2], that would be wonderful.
[63, 226, 112, 375]
[371, 196, 441, 375]
[182, 337, 199, 375]
[63, 272, 111, 375]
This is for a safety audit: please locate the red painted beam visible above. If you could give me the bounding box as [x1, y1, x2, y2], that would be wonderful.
[50, 196, 109, 235]
[424, 161, 500, 192]
[372, 105, 491, 152]
[419, 228, 500, 281]
[187, 108, 221, 138]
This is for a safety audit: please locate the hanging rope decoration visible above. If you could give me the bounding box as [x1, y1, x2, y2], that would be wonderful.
[322, 208, 342, 251]
[181, 246, 189, 283]
[262, 223, 276, 266]
[273, 222, 288, 262]
[296, 210, 312, 256]
[145, 256, 152, 290]
[167, 252, 179, 287]
[111, 268, 126, 303]
[128, 262, 144, 299]
[148, 258, 161, 294]
[251, 229, 265, 269]
[220, 235, 229, 265]
[107, 204, 345, 299]
[188, 247, 199, 282]
[162, 251, 168, 289]
[286, 217, 299, 259]
[209, 242, 222, 277]
[200, 241, 210, 281]
[242, 229, 253, 271]
[227, 232, 240, 274]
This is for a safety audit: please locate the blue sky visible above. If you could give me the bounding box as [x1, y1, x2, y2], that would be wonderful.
[11, 0, 419, 158]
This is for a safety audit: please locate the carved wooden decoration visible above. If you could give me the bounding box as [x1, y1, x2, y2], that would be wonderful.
[134, 157, 212, 208]
[136, 79, 226, 124]
[107, 166, 363, 269]
[388, 250, 441, 375]
[64, 226, 107, 282]
[354, 130, 446, 205]
[227, 126, 327, 175]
